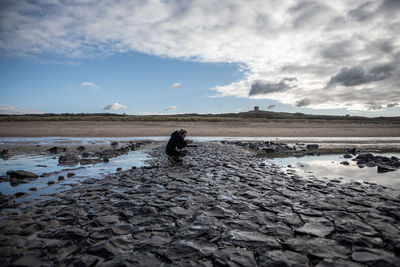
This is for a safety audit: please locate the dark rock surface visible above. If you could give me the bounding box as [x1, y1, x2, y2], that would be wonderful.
[58, 153, 80, 165]
[354, 152, 400, 172]
[0, 142, 399, 266]
[6, 170, 39, 186]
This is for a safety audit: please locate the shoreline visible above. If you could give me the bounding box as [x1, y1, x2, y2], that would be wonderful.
[1, 121, 400, 137]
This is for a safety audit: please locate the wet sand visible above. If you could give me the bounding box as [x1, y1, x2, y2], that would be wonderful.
[1, 121, 400, 137]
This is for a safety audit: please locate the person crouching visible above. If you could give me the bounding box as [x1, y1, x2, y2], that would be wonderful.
[166, 129, 192, 164]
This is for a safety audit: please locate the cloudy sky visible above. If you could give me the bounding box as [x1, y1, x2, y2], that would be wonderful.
[1, 0, 399, 116]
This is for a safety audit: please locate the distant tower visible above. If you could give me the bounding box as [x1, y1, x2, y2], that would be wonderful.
[254, 106, 259, 111]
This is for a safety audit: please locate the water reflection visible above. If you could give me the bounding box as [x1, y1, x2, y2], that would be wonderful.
[0, 150, 150, 201]
[266, 153, 400, 189]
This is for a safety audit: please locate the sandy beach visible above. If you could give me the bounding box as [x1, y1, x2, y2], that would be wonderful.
[1, 121, 400, 137]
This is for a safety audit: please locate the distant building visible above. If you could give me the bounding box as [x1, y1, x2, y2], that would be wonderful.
[254, 106, 259, 111]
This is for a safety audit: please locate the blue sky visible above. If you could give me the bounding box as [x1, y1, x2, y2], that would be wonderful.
[1, 0, 399, 116]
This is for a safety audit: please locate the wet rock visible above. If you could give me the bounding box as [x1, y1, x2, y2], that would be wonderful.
[67, 173, 75, 177]
[221, 230, 280, 252]
[77, 146, 86, 151]
[48, 146, 66, 154]
[7, 170, 39, 180]
[295, 220, 335, 238]
[0, 192, 9, 205]
[58, 176, 64, 181]
[59, 153, 79, 165]
[332, 233, 383, 248]
[14, 192, 27, 198]
[343, 154, 353, 159]
[29, 187, 37, 191]
[213, 247, 257, 266]
[81, 152, 91, 157]
[103, 157, 110, 163]
[334, 217, 378, 236]
[80, 158, 102, 165]
[99, 251, 161, 267]
[88, 241, 123, 259]
[48, 180, 55, 185]
[317, 258, 364, 267]
[285, 237, 350, 259]
[116, 167, 122, 171]
[39, 226, 88, 241]
[347, 147, 357, 155]
[259, 250, 309, 267]
[111, 141, 118, 147]
[351, 246, 400, 266]
[340, 161, 350, 166]
[166, 240, 218, 261]
[110, 224, 132, 235]
[0, 175, 10, 182]
[306, 144, 319, 150]
[1, 149, 9, 159]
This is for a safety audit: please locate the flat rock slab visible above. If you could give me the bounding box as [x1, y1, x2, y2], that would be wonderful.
[0, 142, 399, 266]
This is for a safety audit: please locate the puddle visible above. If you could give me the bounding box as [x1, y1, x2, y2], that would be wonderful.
[265, 153, 400, 189]
[0, 150, 150, 202]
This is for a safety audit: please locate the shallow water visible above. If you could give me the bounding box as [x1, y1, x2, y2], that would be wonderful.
[1, 136, 400, 144]
[0, 150, 150, 202]
[265, 153, 400, 189]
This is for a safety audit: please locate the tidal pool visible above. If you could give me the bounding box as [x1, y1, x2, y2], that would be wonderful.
[0, 149, 150, 202]
[265, 153, 400, 189]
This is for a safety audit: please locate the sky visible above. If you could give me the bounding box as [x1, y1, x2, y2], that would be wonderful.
[0, 0, 399, 117]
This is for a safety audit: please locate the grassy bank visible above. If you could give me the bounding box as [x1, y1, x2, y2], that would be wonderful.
[1, 111, 400, 124]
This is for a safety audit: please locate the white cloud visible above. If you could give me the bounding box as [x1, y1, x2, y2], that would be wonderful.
[1, 0, 399, 111]
[103, 102, 127, 111]
[80, 82, 101, 92]
[165, 105, 177, 112]
[170, 82, 181, 90]
[0, 105, 43, 115]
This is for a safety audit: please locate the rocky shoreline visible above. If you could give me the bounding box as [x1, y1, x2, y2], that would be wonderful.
[1, 142, 400, 266]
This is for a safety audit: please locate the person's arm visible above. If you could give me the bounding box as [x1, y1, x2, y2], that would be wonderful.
[176, 138, 188, 149]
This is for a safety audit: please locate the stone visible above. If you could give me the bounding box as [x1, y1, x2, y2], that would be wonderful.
[259, 250, 309, 267]
[80, 158, 102, 165]
[110, 224, 132, 235]
[58, 176, 65, 181]
[38, 226, 88, 241]
[285, 237, 350, 259]
[7, 170, 39, 179]
[166, 240, 218, 260]
[295, 221, 335, 238]
[213, 247, 257, 266]
[48, 146, 66, 154]
[77, 146, 86, 151]
[343, 154, 353, 159]
[67, 173, 75, 177]
[317, 258, 364, 267]
[111, 141, 118, 147]
[347, 147, 357, 155]
[48, 180, 55, 185]
[81, 152, 91, 157]
[221, 230, 280, 251]
[340, 161, 350, 166]
[306, 144, 319, 150]
[59, 153, 79, 165]
[351, 246, 400, 266]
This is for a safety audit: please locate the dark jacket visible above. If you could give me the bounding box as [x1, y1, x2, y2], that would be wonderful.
[166, 130, 187, 156]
